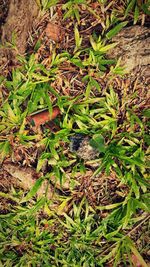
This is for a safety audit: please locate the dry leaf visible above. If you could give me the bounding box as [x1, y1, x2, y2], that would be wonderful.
[44, 22, 64, 42]
[3, 163, 53, 198]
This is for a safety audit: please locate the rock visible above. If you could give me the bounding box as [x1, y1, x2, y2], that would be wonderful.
[70, 134, 99, 160]
[107, 25, 150, 84]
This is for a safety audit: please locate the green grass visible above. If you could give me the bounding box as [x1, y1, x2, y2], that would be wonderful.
[0, 0, 150, 266]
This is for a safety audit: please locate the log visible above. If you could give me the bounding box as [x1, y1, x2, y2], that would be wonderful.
[0, 0, 39, 75]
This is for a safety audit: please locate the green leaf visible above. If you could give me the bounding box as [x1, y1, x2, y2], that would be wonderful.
[45, 91, 52, 116]
[74, 8, 80, 24]
[43, 0, 59, 9]
[99, 59, 115, 65]
[142, 2, 150, 15]
[21, 177, 45, 203]
[0, 141, 10, 163]
[0, 125, 6, 132]
[105, 226, 122, 239]
[125, 0, 136, 16]
[106, 21, 128, 39]
[63, 213, 78, 229]
[48, 85, 59, 97]
[70, 58, 84, 67]
[63, 9, 73, 20]
[122, 199, 133, 229]
[90, 77, 101, 92]
[141, 194, 150, 211]
[142, 109, 150, 118]
[85, 81, 91, 99]
[90, 36, 97, 51]
[0, 192, 18, 202]
[144, 134, 150, 146]
[98, 42, 117, 52]
[74, 24, 82, 51]
[37, 158, 47, 172]
[134, 5, 140, 24]
[28, 197, 46, 215]
[132, 179, 140, 199]
[90, 134, 105, 153]
[96, 202, 123, 210]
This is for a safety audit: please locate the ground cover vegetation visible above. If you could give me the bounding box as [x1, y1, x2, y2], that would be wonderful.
[0, 0, 150, 266]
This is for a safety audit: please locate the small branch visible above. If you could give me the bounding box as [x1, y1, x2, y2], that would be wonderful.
[27, 106, 60, 127]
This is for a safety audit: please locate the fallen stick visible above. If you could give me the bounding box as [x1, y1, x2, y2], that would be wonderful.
[27, 106, 60, 127]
